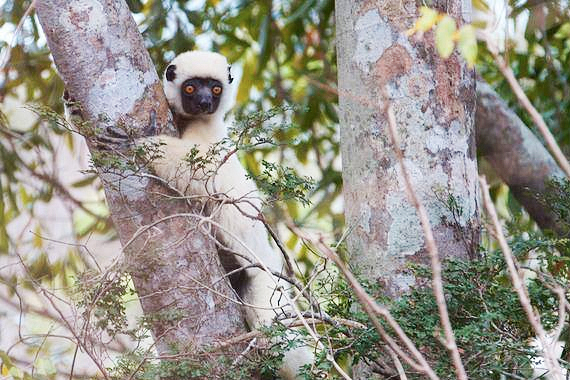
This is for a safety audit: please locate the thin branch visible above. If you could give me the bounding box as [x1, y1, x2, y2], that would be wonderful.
[14, 254, 111, 379]
[387, 346, 408, 380]
[0, 0, 36, 72]
[479, 175, 564, 379]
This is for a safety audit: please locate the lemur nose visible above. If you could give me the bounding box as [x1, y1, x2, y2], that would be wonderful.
[199, 99, 211, 112]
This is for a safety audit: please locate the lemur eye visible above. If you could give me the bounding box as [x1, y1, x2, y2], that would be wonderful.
[184, 85, 195, 95]
[212, 86, 222, 96]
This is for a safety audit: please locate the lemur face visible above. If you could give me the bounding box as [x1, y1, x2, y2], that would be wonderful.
[178, 77, 224, 115]
[163, 51, 234, 119]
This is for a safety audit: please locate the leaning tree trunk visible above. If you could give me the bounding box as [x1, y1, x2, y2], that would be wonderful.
[476, 80, 567, 236]
[36, 0, 248, 370]
[336, 1, 480, 296]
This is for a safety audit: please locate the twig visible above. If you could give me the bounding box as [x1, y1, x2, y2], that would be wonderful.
[14, 254, 111, 379]
[69, 344, 79, 380]
[231, 336, 257, 366]
[384, 103, 468, 380]
[386, 346, 408, 380]
[202, 216, 351, 379]
[0, 0, 36, 71]
[479, 175, 564, 379]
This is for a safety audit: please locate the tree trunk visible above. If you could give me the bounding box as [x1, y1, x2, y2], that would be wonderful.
[36, 0, 248, 367]
[336, 1, 480, 297]
[476, 80, 567, 236]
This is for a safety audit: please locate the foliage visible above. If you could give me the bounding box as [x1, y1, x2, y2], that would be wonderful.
[109, 349, 261, 380]
[306, 246, 564, 380]
[541, 177, 570, 239]
[389, 253, 559, 379]
[478, 2, 570, 152]
[76, 270, 132, 337]
[248, 160, 314, 206]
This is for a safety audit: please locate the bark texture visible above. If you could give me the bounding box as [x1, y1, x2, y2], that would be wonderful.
[336, 1, 480, 296]
[36, 0, 247, 359]
[476, 80, 567, 236]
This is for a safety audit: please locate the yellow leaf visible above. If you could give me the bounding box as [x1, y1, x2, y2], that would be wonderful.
[415, 7, 439, 32]
[473, 0, 490, 12]
[32, 224, 43, 248]
[458, 25, 478, 66]
[2, 364, 8, 376]
[435, 16, 457, 58]
[554, 22, 570, 39]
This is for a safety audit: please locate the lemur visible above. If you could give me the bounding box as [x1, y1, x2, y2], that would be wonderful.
[143, 51, 313, 380]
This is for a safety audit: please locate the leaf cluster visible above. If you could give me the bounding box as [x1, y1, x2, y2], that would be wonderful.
[76, 270, 132, 337]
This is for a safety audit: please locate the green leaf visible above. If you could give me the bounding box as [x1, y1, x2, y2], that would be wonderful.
[71, 174, 98, 188]
[237, 52, 256, 104]
[9, 366, 23, 379]
[32, 224, 43, 248]
[554, 22, 570, 40]
[435, 15, 457, 59]
[457, 25, 478, 66]
[257, 13, 272, 75]
[125, 0, 143, 13]
[0, 182, 8, 254]
[35, 358, 57, 376]
[0, 350, 13, 369]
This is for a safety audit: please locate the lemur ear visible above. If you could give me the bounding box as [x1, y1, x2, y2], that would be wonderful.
[165, 64, 177, 81]
[227, 65, 234, 84]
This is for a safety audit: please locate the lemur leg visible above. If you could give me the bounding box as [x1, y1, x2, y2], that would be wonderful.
[213, 200, 316, 380]
[217, 209, 315, 380]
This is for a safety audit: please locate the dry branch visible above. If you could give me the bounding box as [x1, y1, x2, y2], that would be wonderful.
[289, 223, 440, 380]
[479, 176, 564, 380]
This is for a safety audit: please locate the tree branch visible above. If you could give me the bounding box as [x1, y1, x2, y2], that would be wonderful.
[476, 80, 567, 236]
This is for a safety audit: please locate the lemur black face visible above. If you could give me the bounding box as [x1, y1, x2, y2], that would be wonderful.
[180, 78, 223, 115]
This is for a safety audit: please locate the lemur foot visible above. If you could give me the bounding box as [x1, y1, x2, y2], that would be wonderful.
[93, 124, 131, 151]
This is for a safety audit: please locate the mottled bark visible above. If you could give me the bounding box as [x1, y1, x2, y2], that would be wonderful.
[336, 1, 480, 296]
[476, 80, 567, 236]
[36, 0, 247, 361]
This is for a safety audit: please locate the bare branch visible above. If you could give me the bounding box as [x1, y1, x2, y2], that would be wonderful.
[479, 175, 564, 379]
[289, 223, 440, 380]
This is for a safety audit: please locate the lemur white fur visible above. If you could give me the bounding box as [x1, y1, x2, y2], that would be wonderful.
[145, 51, 313, 380]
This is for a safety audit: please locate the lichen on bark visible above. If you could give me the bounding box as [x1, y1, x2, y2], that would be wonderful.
[336, 0, 480, 296]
